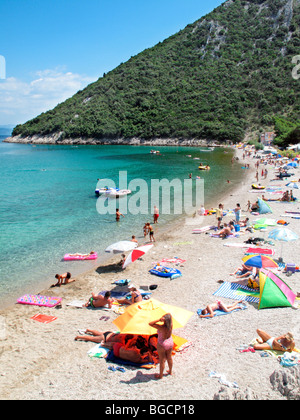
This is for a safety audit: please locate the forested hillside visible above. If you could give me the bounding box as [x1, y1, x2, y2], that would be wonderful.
[12, 0, 300, 143]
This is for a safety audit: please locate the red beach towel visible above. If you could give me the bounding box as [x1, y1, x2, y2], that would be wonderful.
[31, 314, 57, 324]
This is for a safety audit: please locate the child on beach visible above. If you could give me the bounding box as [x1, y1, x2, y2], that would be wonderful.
[147, 223, 155, 242]
[149, 313, 174, 379]
[216, 203, 224, 229]
[143, 223, 148, 238]
[51, 272, 75, 287]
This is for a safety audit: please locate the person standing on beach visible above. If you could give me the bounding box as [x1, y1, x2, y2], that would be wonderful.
[147, 223, 155, 242]
[153, 205, 159, 224]
[234, 203, 241, 224]
[143, 223, 148, 238]
[149, 314, 174, 379]
[216, 203, 224, 229]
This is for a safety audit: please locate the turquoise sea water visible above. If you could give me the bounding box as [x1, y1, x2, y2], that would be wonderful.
[0, 138, 243, 308]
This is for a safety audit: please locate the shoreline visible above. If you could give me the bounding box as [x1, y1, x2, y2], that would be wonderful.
[0, 142, 240, 311]
[0, 160, 243, 312]
[3, 134, 231, 147]
[1, 147, 299, 400]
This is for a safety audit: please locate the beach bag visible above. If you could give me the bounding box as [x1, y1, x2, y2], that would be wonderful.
[247, 278, 259, 290]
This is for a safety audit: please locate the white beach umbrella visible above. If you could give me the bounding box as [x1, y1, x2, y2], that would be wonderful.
[105, 241, 138, 254]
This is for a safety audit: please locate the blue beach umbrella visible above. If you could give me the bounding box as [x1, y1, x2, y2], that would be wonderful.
[242, 254, 278, 269]
[268, 227, 298, 261]
[286, 182, 299, 189]
[287, 162, 298, 168]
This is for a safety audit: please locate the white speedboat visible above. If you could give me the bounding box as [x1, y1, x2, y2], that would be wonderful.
[95, 187, 113, 196]
[104, 188, 132, 198]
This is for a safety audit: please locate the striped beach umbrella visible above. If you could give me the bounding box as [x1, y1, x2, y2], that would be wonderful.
[242, 254, 278, 269]
[122, 244, 153, 269]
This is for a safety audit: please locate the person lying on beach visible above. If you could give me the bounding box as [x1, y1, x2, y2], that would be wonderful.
[115, 284, 142, 305]
[68, 251, 96, 257]
[199, 300, 244, 318]
[51, 272, 75, 287]
[149, 313, 174, 379]
[253, 329, 295, 352]
[110, 336, 156, 364]
[230, 263, 255, 279]
[83, 291, 114, 309]
[75, 330, 125, 344]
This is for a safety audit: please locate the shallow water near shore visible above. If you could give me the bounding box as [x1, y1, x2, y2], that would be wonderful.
[0, 138, 243, 308]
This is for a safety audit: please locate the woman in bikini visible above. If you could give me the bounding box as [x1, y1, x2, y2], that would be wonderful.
[199, 300, 244, 318]
[115, 284, 142, 305]
[253, 329, 295, 352]
[149, 313, 174, 379]
[74, 330, 124, 344]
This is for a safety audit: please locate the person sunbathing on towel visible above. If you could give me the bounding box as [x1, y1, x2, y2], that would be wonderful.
[253, 329, 295, 352]
[199, 300, 244, 318]
[83, 291, 114, 308]
[74, 330, 125, 344]
[230, 263, 254, 279]
[115, 284, 142, 305]
[217, 222, 234, 238]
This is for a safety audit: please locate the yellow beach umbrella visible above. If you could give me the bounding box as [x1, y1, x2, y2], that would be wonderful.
[113, 298, 193, 335]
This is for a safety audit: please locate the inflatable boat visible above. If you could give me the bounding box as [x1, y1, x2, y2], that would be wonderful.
[198, 165, 210, 171]
[95, 187, 131, 197]
[251, 184, 265, 190]
[149, 265, 182, 279]
[64, 252, 98, 261]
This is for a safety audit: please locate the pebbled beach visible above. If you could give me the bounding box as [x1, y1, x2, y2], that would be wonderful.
[0, 147, 299, 401]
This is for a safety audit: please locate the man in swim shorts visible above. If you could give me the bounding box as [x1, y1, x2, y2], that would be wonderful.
[83, 291, 114, 308]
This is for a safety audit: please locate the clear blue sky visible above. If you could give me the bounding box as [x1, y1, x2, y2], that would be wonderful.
[0, 0, 224, 125]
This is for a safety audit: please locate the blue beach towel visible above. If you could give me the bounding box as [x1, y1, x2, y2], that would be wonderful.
[197, 304, 247, 318]
[213, 282, 260, 304]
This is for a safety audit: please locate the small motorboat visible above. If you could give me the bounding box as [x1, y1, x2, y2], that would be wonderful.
[95, 187, 131, 197]
[104, 188, 132, 198]
[95, 187, 110, 196]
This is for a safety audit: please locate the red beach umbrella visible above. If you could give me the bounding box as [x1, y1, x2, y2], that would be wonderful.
[122, 244, 153, 269]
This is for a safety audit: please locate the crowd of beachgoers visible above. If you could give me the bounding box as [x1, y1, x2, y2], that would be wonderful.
[0, 144, 299, 401]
